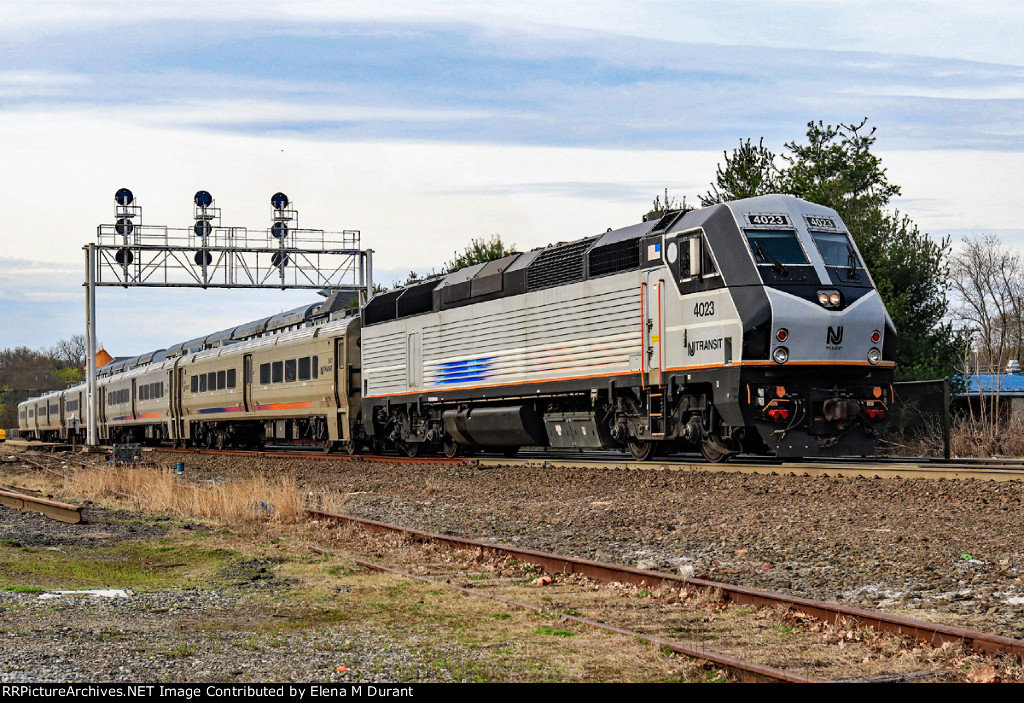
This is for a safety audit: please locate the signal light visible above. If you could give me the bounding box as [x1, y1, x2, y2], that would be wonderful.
[773, 346, 789, 365]
[776, 328, 789, 342]
[871, 330, 881, 343]
[867, 347, 881, 365]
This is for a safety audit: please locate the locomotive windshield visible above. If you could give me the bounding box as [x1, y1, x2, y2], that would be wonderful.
[744, 229, 809, 266]
[811, 231, 863, 269]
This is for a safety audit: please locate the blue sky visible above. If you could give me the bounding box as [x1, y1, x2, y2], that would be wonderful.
[2, 1, 1023, 355]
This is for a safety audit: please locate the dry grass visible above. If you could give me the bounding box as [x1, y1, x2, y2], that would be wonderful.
[63, 465, 305, 528]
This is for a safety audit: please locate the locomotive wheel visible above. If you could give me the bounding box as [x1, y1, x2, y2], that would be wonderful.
[442, 438, 462, 458]
[214, 431, 226, 451]
[700, 438, 732, 463]
[323, 438, 336, 454]
[399, 441, 421, 458]
[627, 439, 657, 461]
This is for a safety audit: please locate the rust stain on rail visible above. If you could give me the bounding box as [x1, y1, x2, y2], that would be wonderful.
[307, 508, 1024, 663]
[0, 488, 83, 524]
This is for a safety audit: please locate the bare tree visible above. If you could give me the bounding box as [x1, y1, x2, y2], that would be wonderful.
[950, 234, 1024, 370]
[49, 334, 88, 370]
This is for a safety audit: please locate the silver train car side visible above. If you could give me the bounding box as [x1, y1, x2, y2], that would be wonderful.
[359, 195, 895, 460]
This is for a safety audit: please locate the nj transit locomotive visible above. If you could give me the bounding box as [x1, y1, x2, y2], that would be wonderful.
[18, 195, 895, 460]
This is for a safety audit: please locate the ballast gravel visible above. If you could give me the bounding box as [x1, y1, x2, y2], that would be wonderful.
[182, 451, 1024, 638]
[4, 447, 1024, 681]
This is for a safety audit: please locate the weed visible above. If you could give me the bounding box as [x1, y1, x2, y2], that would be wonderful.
[165, 642, 196, 658]
[489, 613, 512, 620]
[2, 586, 45, 594]
[636, 589, 653, 598]
[534, 627, 574, 638]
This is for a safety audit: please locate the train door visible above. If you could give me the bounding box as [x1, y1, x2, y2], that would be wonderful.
[330, 338, 345, 442]
[643, 270, 667, 439]
[642, 270, 666, 387]
[98, 387, 106, 441]
[243, 354, 253, 413]
[174, 365, 186, 441]
[131, 379, 137, 421]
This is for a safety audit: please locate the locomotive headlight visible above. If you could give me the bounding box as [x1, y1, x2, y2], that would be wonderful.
[772, 346, 790, 365]
[818, 292, 830, 306]
[829, 292, 841, 306]
[867, 347, 881, 365]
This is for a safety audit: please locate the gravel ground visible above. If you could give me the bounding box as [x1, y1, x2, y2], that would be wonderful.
[4, 446, 1024, 681]
[150, 451, 1024, 637]
[0, 500, 489, 684]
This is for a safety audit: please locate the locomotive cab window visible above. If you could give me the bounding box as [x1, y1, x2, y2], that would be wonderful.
[676, 232, 719, 281]
[744, 229, 809, 266]
[812, 231, 863, 269]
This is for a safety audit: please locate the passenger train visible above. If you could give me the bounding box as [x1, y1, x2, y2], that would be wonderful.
[17, 195, 896, 461]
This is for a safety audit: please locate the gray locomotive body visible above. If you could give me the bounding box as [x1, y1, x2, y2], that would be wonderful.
[360, 195, 895, 460]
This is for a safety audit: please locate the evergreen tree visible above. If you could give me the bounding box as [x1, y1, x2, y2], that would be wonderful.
[444, 234, 515, 272]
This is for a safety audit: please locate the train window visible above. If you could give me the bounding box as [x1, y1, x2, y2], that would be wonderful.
[141, 385, 148, 401]
[313, 356, 318, 379]
[217, 370, 226, 390]
[227, 369, 236, 389]
[811, 231, 862, 268]
[207, 372, 216, 391]
[744, 229, 809, 266]
[200, 374, 207, 392]
[191, 376, 199, 393]
[158, 382, 164, 398]
[272, 361, 283, 383]
[285, 359, 296, 383]
[260, 363, 271, 385]
[298, 357, 310, 382]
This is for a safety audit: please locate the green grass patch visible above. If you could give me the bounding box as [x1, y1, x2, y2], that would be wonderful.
[2, 585, 46, 594]
[0, 540, 239, 591]
[534, 627, 575, 638]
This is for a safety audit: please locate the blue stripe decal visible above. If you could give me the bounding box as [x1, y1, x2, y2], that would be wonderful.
[433, 357, 495, 385]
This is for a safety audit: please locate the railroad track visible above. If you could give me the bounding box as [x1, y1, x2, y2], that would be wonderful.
[306, 509, 1024, 665]
[15, 439, 1024, 480]
[143, 445, 1024, 481]
[4, 446, 1021, 681]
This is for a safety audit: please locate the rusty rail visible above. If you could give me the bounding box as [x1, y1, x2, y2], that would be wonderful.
[0, 488, 82, 524]
[309, 545, 820, 683]
[307, 509, 1024, 662]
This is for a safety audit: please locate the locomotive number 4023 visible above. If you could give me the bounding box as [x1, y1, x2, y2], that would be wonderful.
[694, 301, 715, 317]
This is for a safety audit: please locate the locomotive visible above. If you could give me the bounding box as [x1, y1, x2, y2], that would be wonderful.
[18, 195, 895, 460]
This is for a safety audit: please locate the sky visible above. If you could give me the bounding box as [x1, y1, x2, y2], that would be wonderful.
[1, 0, 1023, 356]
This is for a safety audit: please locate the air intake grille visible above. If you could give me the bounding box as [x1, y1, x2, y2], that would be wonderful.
[649, 210, 684, 233]
[588, 238, 641, 277]
[527, 238, 596, 291]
